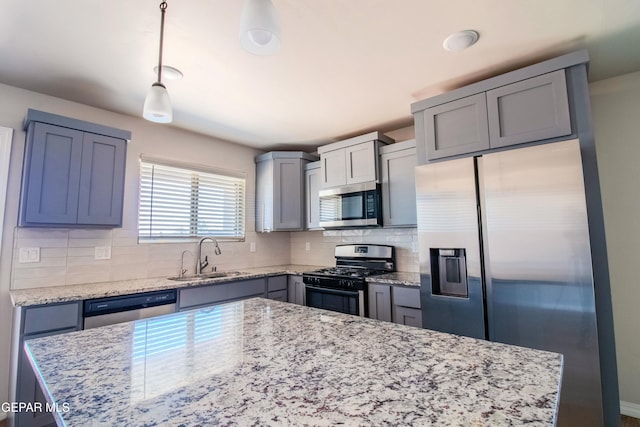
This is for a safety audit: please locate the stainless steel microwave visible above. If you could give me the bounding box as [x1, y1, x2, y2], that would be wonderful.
[318, 182, 382, 228]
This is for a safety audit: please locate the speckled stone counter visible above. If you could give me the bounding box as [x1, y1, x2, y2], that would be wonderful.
[25, 298, 563, 426]
[367, 271, 420, 287]
[10, 265, 326, 306]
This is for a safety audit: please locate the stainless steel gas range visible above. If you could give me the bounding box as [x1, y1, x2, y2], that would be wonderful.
[302, 244, 395, 317]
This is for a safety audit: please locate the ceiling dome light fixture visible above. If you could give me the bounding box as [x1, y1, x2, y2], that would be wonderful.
[143, 1, 173, 123]
[239, 0, 281, 55]
[443, 30, 479, 52]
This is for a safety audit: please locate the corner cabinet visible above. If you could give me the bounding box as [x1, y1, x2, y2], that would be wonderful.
[304, 161, 323, 230]
[255, 151, 318, 232]
[318, 131, 394, 188]
[20, 109, 130, 227]
[413, 62, 576, 162]
[379, 140, 417, 227]
[287, 275, 305, 305]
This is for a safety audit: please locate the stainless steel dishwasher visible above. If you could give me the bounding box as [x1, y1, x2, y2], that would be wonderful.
[83, 289, 177, 329]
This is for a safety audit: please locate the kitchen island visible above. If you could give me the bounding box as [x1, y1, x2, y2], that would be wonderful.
[24, 298, 563, 426]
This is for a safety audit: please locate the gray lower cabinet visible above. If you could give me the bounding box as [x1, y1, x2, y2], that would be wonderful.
[368, 283, 392, 322]
[178, 278, 266, 310]
[287, 275, 305, 305]
[392, 286, 422, 328]
[267, 275, 288, 301]
[20, 110, 129, 227]
[379, 140, 417, 227]
[15, 302, 82, 427]
[304, 161, 322, 230]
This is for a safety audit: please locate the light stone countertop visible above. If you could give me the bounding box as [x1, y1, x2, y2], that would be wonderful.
[367, 271, 420, 287]
[25, 298, 563, 427]
[10, 265, 325, 307]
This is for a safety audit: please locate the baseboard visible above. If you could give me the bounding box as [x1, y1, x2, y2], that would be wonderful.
[621, 401, 640, 419]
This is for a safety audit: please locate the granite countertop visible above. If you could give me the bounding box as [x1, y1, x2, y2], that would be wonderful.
[367, 271, 420, 287]
[10, 265, 325, 307]
[25, 298, 563, 426]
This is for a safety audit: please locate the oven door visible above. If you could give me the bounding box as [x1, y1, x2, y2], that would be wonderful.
[305, 285, 366, 317]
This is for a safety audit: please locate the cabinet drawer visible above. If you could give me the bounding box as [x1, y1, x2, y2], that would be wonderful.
[392, 286, 421, 309]
[179, 284, 228, 309]
[393, 306, 423, 328]
[228, 278, 265, 300]
[267, 275, 287, 292]
[23, 302, 81, 335]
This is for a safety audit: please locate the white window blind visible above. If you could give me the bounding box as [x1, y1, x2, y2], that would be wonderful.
[139, 160, 245, 241]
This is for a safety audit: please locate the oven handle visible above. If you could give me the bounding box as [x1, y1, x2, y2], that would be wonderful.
[304, 285, 359, 297]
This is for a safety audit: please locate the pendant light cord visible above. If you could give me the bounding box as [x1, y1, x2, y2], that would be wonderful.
[156, 1, 167, 83]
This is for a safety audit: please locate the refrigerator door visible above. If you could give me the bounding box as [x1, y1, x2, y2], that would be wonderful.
[480, 139, 603, 426]
[416, 157, 486, 339]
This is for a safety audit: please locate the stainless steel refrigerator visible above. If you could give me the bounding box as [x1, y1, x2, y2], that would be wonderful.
[416, 139, 610, 426]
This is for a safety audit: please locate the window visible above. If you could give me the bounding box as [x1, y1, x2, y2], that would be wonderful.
[138, 159, 245, 241]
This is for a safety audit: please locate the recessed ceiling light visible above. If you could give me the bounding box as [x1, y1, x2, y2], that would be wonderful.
[153, 65, 183, 81]
[443, 30, 479, 52]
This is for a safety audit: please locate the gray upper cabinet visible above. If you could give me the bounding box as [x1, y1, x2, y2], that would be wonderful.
[255, 151, 317, 232]
[422, 93, 490, 160]
[304, 161, 323, 230]
[20, 109, 130, 227]
[318, 131, 394, 188]
[411, 52, 584, 163]
[486, 70, 571, 148]
[379, 140, 417, 227]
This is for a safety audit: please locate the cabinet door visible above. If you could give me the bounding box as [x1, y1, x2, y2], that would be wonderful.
[273, 158, 304, 230]
[321, 148, 346, 188]
[22, 122, 84, 224]
[305, 166, 322, 230]
[487, 70, 571, 148]
[178, 284, 229, 310]
[77, 133, 126, 226]
[368, 283, 392, 322]
[267, 275, 288, 292]
[346, 141, 377, 184]
[393, 306, 423, 328]
[287, 275, 305, 305]
[380, 147, 417, 227]
[267, 289, 288, 301]
[422, 93, 490, 160]
[227, 278, 266, 300]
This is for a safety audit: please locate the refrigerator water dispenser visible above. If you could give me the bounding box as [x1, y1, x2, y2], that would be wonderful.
[431, 249, 468, 297]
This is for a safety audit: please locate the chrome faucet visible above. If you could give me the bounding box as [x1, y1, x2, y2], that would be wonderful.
[196, 236, 222, 274]
[179, 250, 193, 278]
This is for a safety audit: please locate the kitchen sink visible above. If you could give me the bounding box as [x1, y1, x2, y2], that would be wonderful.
[168, 271, 247, 281]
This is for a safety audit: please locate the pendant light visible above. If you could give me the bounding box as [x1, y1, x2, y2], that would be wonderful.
[143, 1, 172, 123]
[239, 0, 281, 55]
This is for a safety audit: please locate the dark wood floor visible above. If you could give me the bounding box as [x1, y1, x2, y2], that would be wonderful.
[0, 418, 7, 427]
[623, 415, 640, 427]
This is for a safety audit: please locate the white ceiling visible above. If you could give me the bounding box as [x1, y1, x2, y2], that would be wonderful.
[1, 0, 640, 150]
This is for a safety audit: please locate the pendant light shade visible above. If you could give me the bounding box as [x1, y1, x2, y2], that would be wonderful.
[143, 82, 172, 123]
[143, 1, 173, 123]
[240, 0, 280, 55]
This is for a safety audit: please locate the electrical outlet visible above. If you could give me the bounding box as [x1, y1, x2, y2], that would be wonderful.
[19, 247, 40, 263]
[250, 242, 256, 252]
[94, 246, 112, 260]
[305, 242, 311, 251]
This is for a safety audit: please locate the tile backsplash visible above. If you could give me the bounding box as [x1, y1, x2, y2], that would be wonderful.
[290, 228, 419, 272]
[11, 226, 418, 290]
[10, 227, 292, 290]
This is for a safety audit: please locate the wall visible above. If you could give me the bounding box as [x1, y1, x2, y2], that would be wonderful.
[0, 83, 291, 419]
[590, 72, 640, 413]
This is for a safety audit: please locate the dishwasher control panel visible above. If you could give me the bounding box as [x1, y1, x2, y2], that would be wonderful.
[83, 289, 177, 317]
